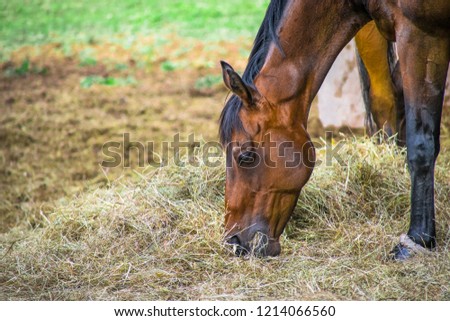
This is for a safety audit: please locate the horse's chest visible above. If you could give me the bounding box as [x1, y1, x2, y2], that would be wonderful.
[397, 0, 450, 35]
[368, 0, 450, 38]
[398, 0, 450, 23]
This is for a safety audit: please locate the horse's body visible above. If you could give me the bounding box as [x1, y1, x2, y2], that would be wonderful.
[220, 0, 449, 259]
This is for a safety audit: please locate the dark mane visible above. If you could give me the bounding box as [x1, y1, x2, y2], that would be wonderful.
[219, 0, 289, 145]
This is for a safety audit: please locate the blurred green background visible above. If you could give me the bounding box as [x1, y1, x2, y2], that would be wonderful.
[1, 0, 269, 52]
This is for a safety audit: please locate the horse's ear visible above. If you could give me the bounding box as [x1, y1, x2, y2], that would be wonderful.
[220, 60, 254, 105]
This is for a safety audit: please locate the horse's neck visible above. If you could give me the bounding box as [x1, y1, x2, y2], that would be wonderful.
[255, 0, 369, 126]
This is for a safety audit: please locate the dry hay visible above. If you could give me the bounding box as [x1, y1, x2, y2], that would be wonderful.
[1, 137, 449, 300]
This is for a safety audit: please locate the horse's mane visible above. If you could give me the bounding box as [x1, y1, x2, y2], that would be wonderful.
[219, 0, 289, 146]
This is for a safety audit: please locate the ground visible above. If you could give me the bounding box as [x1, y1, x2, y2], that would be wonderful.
[0, 0, 449, 300]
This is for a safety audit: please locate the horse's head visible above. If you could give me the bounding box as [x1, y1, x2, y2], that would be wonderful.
[220, 61, 315, 257]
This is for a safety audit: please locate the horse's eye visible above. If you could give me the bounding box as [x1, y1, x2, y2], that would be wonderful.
[238, 151, 256, 166]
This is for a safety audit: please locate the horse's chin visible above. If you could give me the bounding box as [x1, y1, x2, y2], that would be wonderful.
[261, 239, 282, 257]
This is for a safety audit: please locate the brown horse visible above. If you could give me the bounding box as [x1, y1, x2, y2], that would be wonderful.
[220, 0, 449, 260]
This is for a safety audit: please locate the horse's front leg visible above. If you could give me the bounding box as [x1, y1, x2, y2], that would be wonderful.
[391, 25, 449, 260]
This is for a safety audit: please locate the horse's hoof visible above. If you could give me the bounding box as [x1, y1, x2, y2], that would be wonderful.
[390, 234, 432, 261]
[390, 243, 413, 261]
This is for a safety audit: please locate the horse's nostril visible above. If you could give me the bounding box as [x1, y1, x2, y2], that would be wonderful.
[226, 235, 249, 256]
[226, 235, 241, 246]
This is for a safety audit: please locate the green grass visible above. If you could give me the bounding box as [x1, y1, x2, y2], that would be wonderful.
[2, 58, 48, 77]
[0, 0, 270, 52]
[195, 74, 222, 89]
[80, 75, 137, 88]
